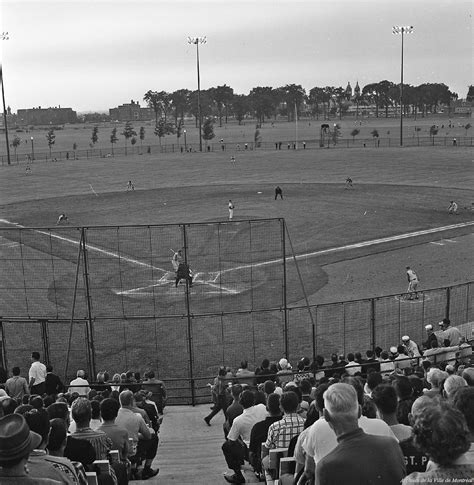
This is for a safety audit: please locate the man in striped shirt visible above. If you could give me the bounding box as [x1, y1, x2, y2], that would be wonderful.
[261, 391, 305, 472]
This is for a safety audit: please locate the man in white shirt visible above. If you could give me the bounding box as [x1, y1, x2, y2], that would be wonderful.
[228, 200, 235, 220]
[302, 378, 397, 483]
[68, 370, 90, 397]
[344, 354, 361, 376]
[29, 351, 47, 396]
[222, 390, 268, 484]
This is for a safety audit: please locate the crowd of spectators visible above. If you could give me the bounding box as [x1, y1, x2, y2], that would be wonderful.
[0, 356, 166, 483]
[206, 318, 473, 484]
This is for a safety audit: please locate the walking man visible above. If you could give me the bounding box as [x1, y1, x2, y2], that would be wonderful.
[274, 186, 283, 200]
[126, 180, 135, 191]
[228, 200, 235, 220]
[29, 351, 47, 396]
[345, 177, 353, 189]
[406, 266, 419, 300]
[56, 213, 68, 225]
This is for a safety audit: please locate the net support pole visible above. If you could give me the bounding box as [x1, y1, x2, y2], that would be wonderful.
[64, 230, 85, 381]
[285, 224, 317, 362]
[445, 286, 451, 320]
[281, 219, 289, 359]
[81, 228, 97, 382]
[182, 224, 195, 406]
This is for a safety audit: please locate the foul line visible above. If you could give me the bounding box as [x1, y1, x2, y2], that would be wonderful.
[0, 219, 473, 295]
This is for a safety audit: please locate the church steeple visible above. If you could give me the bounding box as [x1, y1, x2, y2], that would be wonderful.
[345, 82, 352, 100]
[354, 81, 361, 97]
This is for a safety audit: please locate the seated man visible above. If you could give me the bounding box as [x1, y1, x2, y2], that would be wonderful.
[222, 390, 268, 484]
[115, 390, 159, 480]
[223, 384, 243, 439]
[98, 398, 130, 462]
[0, 414, 62, 484]
[261, 391, 305, 474]
[142, 371, 166, 416]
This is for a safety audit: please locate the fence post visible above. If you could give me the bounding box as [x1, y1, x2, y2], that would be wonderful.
[0, 318, 7, 371]
[371, 299, 376, 350]
[40, 319, 50, 365]
[182, 224, 196, 406]
[80, 228, 97, 381]
[281, 219, 289, 360]
[445, 286, 451, 320]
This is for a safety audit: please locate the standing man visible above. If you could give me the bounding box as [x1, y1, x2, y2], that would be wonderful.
[345, 177, 353, 189]
[126, 180, 135, 191]
[29, 352, 47, 396]
[68, 370, 90, 397]
[448, 200, 458, 214]
[274, 186, 283, 200]
[228, 200, 235, 220]
[406, 266, 419, 300]
[171, 249, 184, 272]
[5, 367, 29, 401]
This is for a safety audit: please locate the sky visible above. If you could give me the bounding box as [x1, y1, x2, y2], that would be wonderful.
[0, 0, 472, 112]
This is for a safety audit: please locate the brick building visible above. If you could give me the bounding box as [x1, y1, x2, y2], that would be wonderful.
[16, 106, 77, 125]
[109, 100, 153, 122]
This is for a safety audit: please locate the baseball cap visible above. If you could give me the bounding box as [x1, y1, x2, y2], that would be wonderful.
[390, 346, 398, 354]
[402, 335, 410, 341]
[425, 324, 433, 330]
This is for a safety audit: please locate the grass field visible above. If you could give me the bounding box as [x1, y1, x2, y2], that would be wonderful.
[0, 126, 473, 379]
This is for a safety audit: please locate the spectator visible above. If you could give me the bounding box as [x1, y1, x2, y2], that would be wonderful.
[134, 391, 159, 432]
[68, 370, 90, 397]
[98, 398, 129, 462]
[24, 408, 80, 484]
[380, 350, 396, 376]
[392, 377, 414, 426]
[45, 365, 64, 397]
[276, 358, 294, 387]
[223, 384, 243, 438]
[424, 368, 448, 398]
[204, 367, 231, 426]
[29, 351, 47, 396]
[365, 371, 383, 398]
[142, 371, 166, 415]
[452, 387, 474, 443]
[5, 366, 29, 401]
[235, 360, 255, 387]
[255, 359, 273, 384]
[0, 413, 61, 484]
[364, 350, 381, 373]
[438, 318, 463, 345]
[69, 397, 113, 461]
[221, 390, 268, 484]
[248, 393, 282, 480]
[423, 324, 438, 350]
[461, 367, 474, 386]
[115, 390, 158, 480]
[372, 384, 412, 441]
[394, 345, 412, 372]
[324, 353, 341, 378]
[458, 338, 472, 364]
[345, 353, 361, 376]
[110, 374, 122, 392]
[402, 335, 422, 362]
[89, 400, 102, 430]
[315, 383, 405, 485]
[1, 397, 18, 416]
[443, 375, 467, 400]
[302, 377, 397, 481]
[261, 391, 305, 473]
[402, 401, 473, 483]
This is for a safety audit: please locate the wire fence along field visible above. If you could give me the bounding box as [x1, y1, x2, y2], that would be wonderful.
[2, 135, 472, 165]
[0, 221, 473, 404]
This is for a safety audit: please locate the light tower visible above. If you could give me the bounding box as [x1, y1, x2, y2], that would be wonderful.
[1, 31, 11, 166]
[392, 26, 414, 146]
[187, 36, 206, 152]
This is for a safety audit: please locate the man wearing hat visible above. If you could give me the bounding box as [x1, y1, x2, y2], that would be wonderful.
[438, 318, 463, 346]
[401, 336, 421, 362]
[0, 413, 62, 484]
[423, 324, 438, 350]
[277, 358, 294, 387]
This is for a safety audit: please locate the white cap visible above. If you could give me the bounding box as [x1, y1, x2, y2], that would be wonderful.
[390, 346, 398, 354]
[438, 321, 445, 326]
[402, 335, 410, 341]
[425, 324, 433, 330]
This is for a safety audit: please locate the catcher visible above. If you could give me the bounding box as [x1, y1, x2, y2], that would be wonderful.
[175, 261, 193, 288]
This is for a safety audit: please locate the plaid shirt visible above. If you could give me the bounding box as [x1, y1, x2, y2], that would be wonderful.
[265, 412, 305, 449]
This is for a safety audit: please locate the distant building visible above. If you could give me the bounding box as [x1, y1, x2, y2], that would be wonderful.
[16, 106, 77, 125]
[466, 85, 474, 103]
[109, 100, 153, 122]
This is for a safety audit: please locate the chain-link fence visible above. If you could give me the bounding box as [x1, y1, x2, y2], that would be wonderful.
[0, 222, 473, 403]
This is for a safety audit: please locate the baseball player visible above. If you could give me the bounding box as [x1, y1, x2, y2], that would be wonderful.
[406, 266, 419, 300]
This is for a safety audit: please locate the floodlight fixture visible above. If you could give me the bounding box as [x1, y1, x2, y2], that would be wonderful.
[392, 25, 414, 146]
[187, 36, 207, 45]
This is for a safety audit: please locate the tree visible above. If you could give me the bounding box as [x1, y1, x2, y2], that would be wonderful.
[139, 126, 145, 152]
[350, 129, 360, 143]
[280, 84, 306, 122]
[210, 84, 234, 126]
[464, 123, 471, 136]
[170, 89, 191, 125]
[131, 137, 137, 147]
[72, 142, 78, 159]
[430, 125, 438, 145]
[332, 123, 341, 145]
[122, 121, 137, 153]
[176, 118, 183, 146]
[254, 128, 262, 148]
[12, 135, 21, 159]
[144, 90, 169, 124]
[91, 125, 99, 145]
[110, 127, 118, 156]
[232, 95, 249, 125]
[371, 129, 379, 147]
[249, 87, 278, 124]
[202, 117, 215, 147]
[309, 87, 328, 120]
[362, 83, 381, 117]
[46, 129, 56, 158]
[154, 118, 175, 146]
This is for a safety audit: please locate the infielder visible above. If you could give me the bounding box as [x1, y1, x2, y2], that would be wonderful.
[56, 213, 69, 225]
[406, 266, 419, 300]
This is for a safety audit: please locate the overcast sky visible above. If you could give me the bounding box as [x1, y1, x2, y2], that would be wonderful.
[1, 0, 472, 112]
